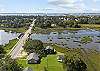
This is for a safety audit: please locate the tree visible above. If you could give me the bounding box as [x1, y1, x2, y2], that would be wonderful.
[74, 59, 87, 71]
[64, 48, 87, 71]
[0, 56, 23, 71]
[64, 58, 87, 71]
[44, 20, 52, 28]
[0, 45, 5, 58]
[24, 39, 45, 57]
[0, 45, 5, 54]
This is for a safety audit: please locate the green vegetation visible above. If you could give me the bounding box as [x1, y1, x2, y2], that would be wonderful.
[81, 36, 92, 44]
[64, 58, 87, 71]
[0, 16, 33, 28]
[52, 44, 100, 71]
[0, 45, 5, 54]
[0, 27, 27, 33]
[24, 39, 45, 57]
[58, 20, 81, 28]
[35, 16, 81, 29]
[0, 16, 33, 33]
[18, 54, 64, 71]
[4, 39, 18, 53]
[80, 24, 100, 30]
[32, 27, 83, 34]
[0, 56, 23, 71]
[34, 15, 100, 30]
[32, 24, 100, 34]
[0, 15, 100, 71]
[0, 45, 6, 58]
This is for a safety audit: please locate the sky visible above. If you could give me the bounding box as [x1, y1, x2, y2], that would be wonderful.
[0, 0, 100, 13]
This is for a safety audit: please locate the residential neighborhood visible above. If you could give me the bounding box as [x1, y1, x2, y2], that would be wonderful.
[0, 0, 100, 71]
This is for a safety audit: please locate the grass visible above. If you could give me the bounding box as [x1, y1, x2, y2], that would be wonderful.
[32, 27, 83, 34]
[81, 36, 93, 44]
[0, 27, 27, 33]
[52, 44, 100, 71]
[80, 24, 100, 30]
[32, 24, 100, 34]
[80, 49, 100, 71]
[88, 51, 100, 71]
[18, 54, 64, 71]
[4, 39, 18, 53]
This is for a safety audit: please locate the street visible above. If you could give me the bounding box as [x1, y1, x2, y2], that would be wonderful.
[9, 19, 35, 59]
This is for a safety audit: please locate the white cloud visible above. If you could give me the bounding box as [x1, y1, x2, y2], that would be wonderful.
[48, 0, 100, 13]
[50, 0, 75, 3]
[48, 0, 87, 13]
[92, 8, 100, 12]
[48, 0, 77, 6]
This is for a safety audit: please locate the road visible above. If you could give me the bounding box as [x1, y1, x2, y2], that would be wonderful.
[9, 19, 35, 59]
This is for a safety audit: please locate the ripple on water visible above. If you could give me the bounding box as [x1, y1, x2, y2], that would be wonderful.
[30, 29, 100, 50]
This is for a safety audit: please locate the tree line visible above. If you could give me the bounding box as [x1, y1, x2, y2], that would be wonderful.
[34, 15, 100, 29]
[0, 16, 33, 28]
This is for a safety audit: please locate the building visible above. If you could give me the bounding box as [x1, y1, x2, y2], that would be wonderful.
[23, 67, 33, 71]
[27, 53, 40, 64]
[45, 46, 56, 54]
[51, 24, 56, 27]
[57, 55, 64, 62]
[17, 33, 24, 39]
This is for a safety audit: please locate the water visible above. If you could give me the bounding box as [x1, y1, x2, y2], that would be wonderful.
[30, 29, 100, 50]
[0, 30, 20, 45]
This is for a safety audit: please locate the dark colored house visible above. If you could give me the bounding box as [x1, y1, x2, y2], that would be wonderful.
[45, 46, 56, 54]
[18, 33, 24, 39]
[27, 53, 40, 64]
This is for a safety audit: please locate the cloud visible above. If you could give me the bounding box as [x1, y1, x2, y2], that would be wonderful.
[48, 0, 83, 6]
[48, 0, 87, 13]
[48, 0, 100, 13]
[92, 8, 100, 12]
[48, 0, 75, 5]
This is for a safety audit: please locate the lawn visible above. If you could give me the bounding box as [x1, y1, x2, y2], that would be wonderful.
[18, 54, 64, 71]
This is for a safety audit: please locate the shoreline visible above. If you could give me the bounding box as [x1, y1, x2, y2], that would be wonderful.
[0, 27, 27, 33]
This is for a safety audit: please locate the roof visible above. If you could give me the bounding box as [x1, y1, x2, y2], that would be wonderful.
[23, 67, 33, 71]
[57, 55, 64, 60]
[27, 53, 39, 60]
[45, 46, 53, 50]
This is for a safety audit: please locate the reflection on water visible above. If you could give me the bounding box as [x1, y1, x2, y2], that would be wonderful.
[30, 29, 100, 50]
[0, 30, 19, 45]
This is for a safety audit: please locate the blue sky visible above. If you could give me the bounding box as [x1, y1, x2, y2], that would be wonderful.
[0, 0, 100, 13]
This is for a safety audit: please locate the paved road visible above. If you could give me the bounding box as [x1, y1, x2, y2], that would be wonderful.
[9, 19, 35, 59]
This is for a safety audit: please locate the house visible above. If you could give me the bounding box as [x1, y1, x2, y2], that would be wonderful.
[57, 55, 64, 62]
[23, 67, 33, 71]
[45, 46, 56, 54]
[27, 53, 40, 64]
[17, 33, 24, 39]
[51, 24, 56, 27]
